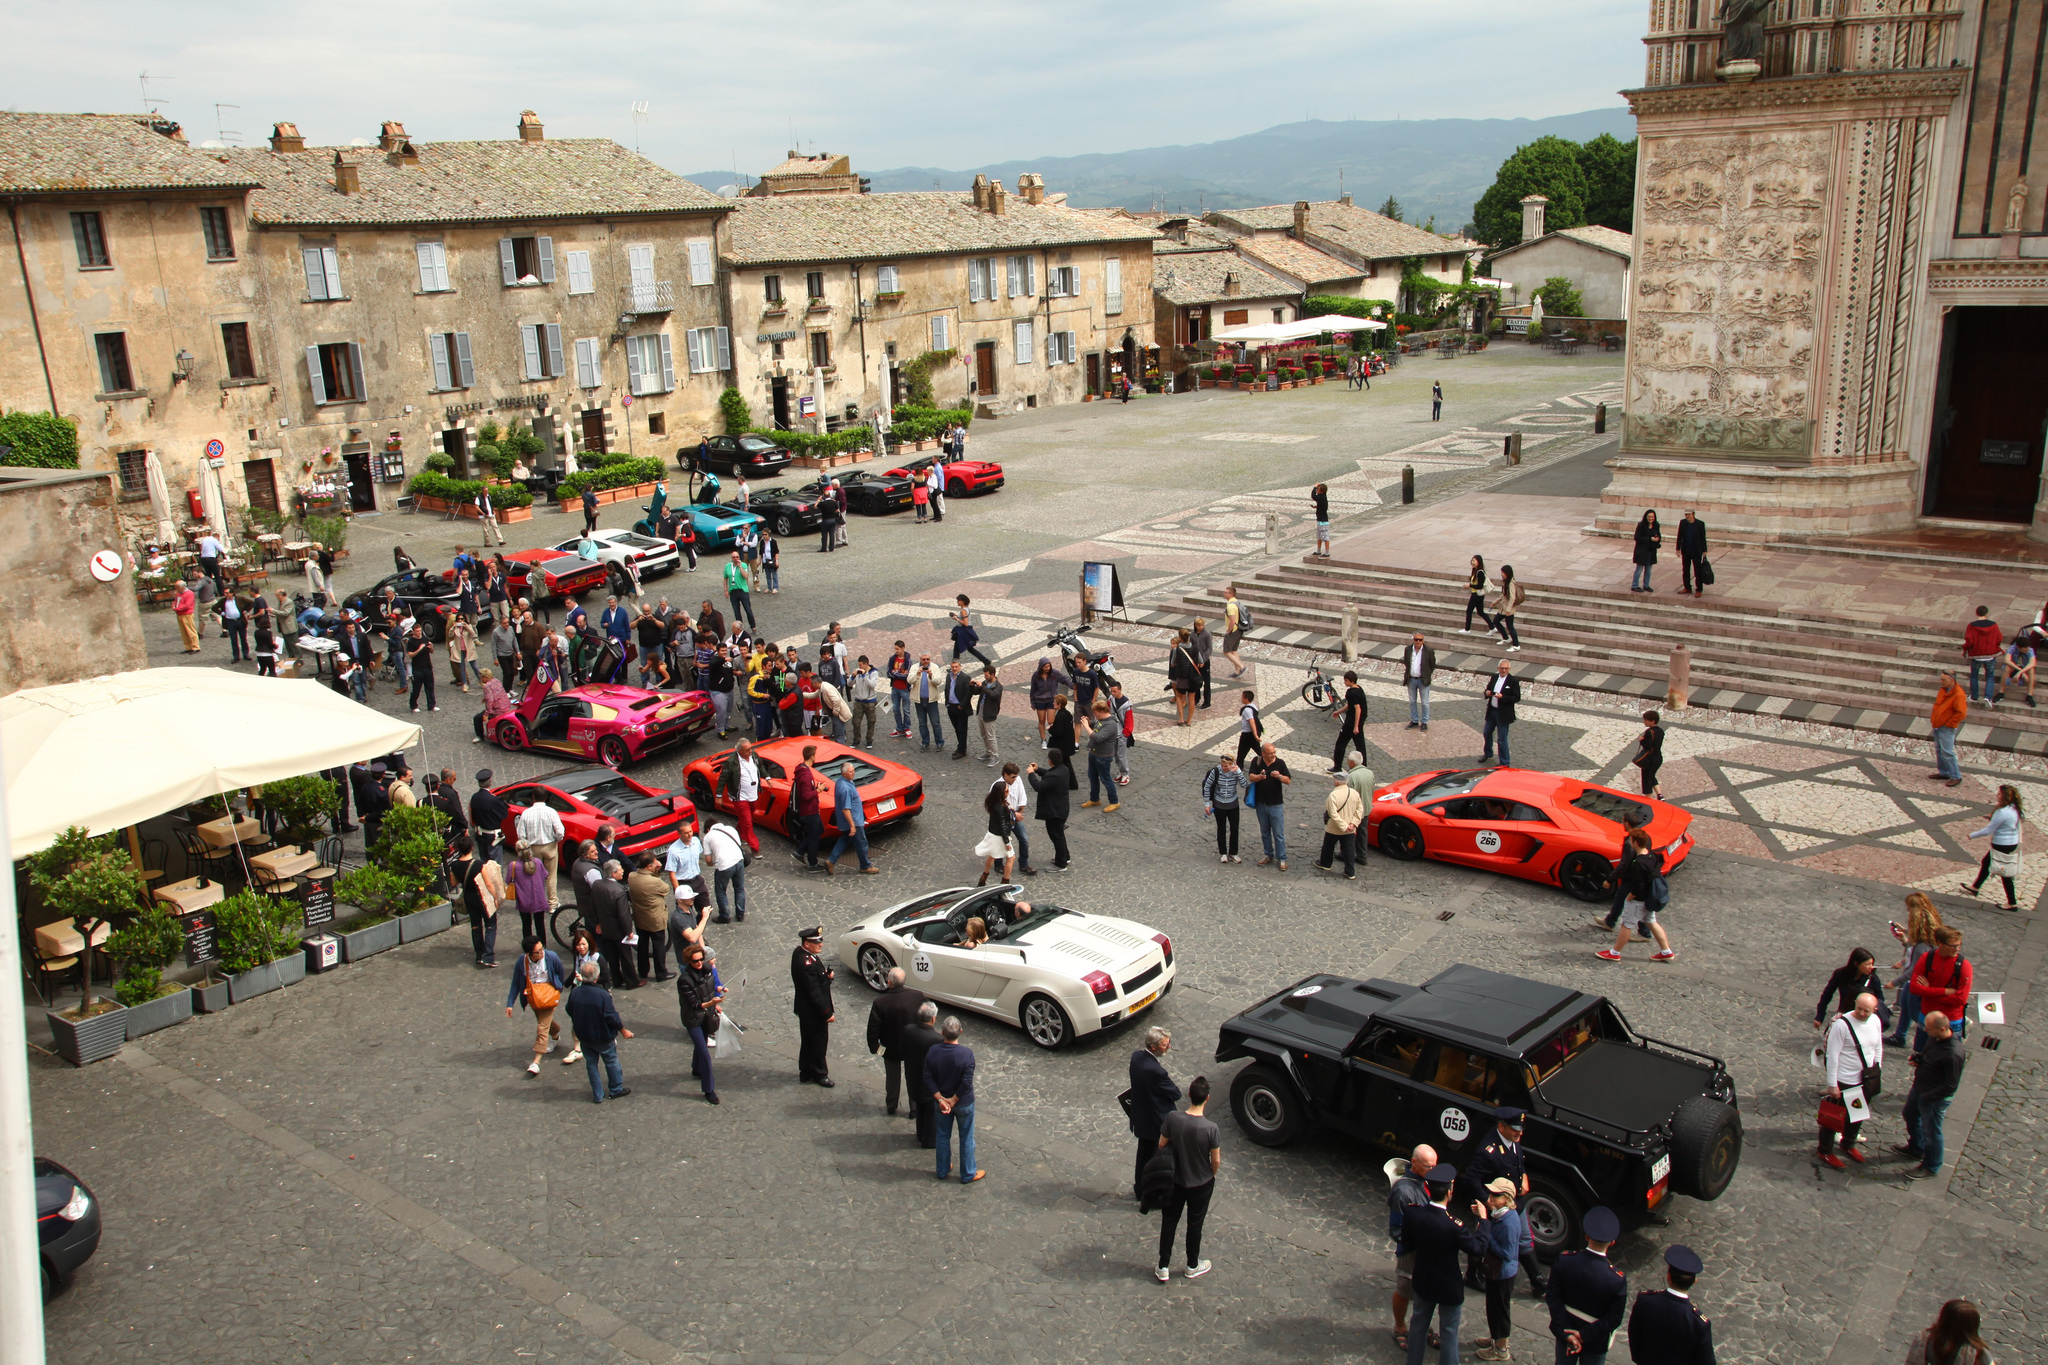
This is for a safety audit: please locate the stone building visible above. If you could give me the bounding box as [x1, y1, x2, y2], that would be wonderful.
[0, 113, 278, 535]
[1203, 199, 1478, 305]
[721, 173, 1156, 423]
[746, 152, 864, 198]
[1151, 237, 1298, 376]
[1607, 0, 2048, 540]
[1485, 195, 1634, 320]
[0, 467, 149, 692]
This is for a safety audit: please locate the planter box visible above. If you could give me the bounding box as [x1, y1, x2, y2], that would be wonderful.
[227, 960, 284, 1003]
[398, 902, 452, 943]
[124, 987, 194, 1039]
[336, 916, 400, 962]
[274, 953, 307, 988]
[496, 506, 532, 524]
[191, 978, 231, 1013]
[46, 1004, 128, 1066]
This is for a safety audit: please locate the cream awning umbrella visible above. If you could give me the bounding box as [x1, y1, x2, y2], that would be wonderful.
[3, 667, 423, 860]
[197, 461, 228, 540]
[143, 449, 175, 544]
[1210, 314, 1388, 344]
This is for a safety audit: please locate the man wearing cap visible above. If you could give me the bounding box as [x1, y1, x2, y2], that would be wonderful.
[1548, 1206, 1629, 1364]
[1400, 1161, 1491, 1365]
[470, 771, 509, 864]
[791, 927, 836, 1086]
[1463, 1107, 1544, 1295]
[1626, 1246, 1714, 1363]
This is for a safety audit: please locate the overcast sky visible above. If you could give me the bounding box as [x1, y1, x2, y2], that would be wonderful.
[3, 0, 1645, 176]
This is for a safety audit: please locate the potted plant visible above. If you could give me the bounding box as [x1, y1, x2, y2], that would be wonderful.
[331, 868, 402, 962]
[373, 805, 452, 942]
[26, 827, 149, 1064]
[215, 890, 303, 1002]
[109, 901, 192, 1039]
[259, 772, 336, 854]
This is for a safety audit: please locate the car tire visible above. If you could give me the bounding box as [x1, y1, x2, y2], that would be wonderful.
[428, 612, 447, 644]
[1019, 993, 1072, 1049]
[774, 514, 795, 538]
[494, 717, 527, 750]
[41, 1260, 54, 1303]
[1668, 1096, 1743, 1201]
[1557, 850, 1613, 902]
[1522, 1179, 1582, 1262]
[858, 944, 896, 992]
[1377, 815, 1425, 861]
[1229, 1064, 1307, 1146]
[609, 566, 633, 596]
[598, 736, 631, 771]
[947, 479, 967, 498]
[686, 772, 714, 807]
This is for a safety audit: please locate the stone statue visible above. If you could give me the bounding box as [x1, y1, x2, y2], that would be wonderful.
[1719, 0, 1771, 62]
[2008, 180, 2031, 234]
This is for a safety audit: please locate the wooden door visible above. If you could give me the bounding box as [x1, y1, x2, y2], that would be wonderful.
[1925, 307, 2048, 521]
[974, 341, 997, 395]
[1085, 353, 1101, 395]
[343, 451, 376, 511]
[242, 458, 278, 512]
[771, 376, 791, 429]
[440, 428, 469, 480]
[580, 410, 608, 456]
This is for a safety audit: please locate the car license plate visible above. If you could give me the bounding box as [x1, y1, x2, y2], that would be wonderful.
[875, 798, 897, 813]
[1130, 990, 1159, 1013]
[1650, 1154, 1670, 1184]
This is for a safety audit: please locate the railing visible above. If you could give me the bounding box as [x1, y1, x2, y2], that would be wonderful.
[621, 280, 676, 315]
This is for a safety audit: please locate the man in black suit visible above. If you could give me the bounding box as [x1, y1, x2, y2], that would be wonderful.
[350, 760, 391, 850]
[1480, 659, 1522, 768]
[588, 859, 639, 989]
[1548, 1205, 1629, 1365]
[1400, 1162, 1489, 1365]
[1127, 1027, 1182, 1200]
[1675, 511, 1709, 599]
[790, 926, 836, 1086]
[898, 1002, 943, 1148]
[866, 966, 929, 1117]
[1627, 1244, 1715, 1364]
[469, 770, 509, 862]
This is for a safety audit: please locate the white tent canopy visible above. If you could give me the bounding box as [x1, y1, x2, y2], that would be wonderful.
[1210, 314, 1388, 344]
[3, 667, 423, 859]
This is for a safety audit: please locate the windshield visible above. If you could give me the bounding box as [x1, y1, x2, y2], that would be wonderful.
[611, 532, 662, 549]
[996, 904, 1075, 939]
[1409, 770, 1487, 802]
[883, 891, 971, 929]
[1571, 787, 1654, 828]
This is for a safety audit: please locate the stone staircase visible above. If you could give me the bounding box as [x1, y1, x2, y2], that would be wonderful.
[1175, 557, 2048, 748]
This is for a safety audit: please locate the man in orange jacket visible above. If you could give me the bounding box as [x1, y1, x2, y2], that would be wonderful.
[1929, 671, 1967, 787]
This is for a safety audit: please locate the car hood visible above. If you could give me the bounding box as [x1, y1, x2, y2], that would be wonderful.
[1227, 975, 1375, 1052]
[1009, 911, 1160, 973]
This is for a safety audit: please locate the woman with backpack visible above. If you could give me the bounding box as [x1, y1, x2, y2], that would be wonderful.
[1597, 829, 1673, 961]
[1201, 753, 1247, 863]
[1491, 565, 1524, 651]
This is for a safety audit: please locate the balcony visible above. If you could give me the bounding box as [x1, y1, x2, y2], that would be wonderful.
[621, 280, 677, 315]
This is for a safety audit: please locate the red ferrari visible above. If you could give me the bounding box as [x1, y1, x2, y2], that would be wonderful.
[482, 672, 714, 769]
[884, 453, 1004, 497]
[494, 767, 697, 860]
[1367, 768, 1695, 902]
[679, 739, 924, 838]
[491, 549, 609, 603]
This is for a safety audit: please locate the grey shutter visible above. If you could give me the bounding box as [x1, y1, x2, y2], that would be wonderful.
[453, 332, 474, 387]
[537, 236, 556, 284]
[1047, 331, 1056, 366]
[685, 328, 705, 374]
[321, 247, 342, 299]
[305, 345, 328, 404]
[626, 339, 645, 394]
[575, 337, 600, 388]
[499, 238, 517, 286]
[1106, 258, 1122, 313]
[345, 342, 366, 402]
[1006, 256, 1021, 298]
[715, 327, 731, 371]
[545, 323, 564, 378]
[521, 325, 543, 381]
[429, 333, 452, 390]
[657, 333, 675, 390]
[1023, 256, 1036, 296]
[302, 247, 326, 299]
[967, 261, 982, 303]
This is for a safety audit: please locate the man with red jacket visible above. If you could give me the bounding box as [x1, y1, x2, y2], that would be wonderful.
[1964, 606, 2004, 703]
[1909, 926, 1972, 1049]
[790, 744, 824, 872]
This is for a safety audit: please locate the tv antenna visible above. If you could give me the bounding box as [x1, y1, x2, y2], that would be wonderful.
[139, 71, 173, 116]
[214, 103, 241, 146]
[631, 101, 649, 155]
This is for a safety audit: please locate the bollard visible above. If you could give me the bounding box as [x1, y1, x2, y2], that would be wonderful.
[1508, 433, 1523, 465]
[1667, 643, 1690, 710]
[1265, 510, 1281, 556]
[1595, 402, 1607, 434]
[1341, 605, 1358, 662]
[1401, 465, 1415, 504]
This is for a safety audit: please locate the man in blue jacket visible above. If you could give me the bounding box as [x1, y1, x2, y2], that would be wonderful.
[1128, 1027, 1181, 1200]
[924, 1015, 983, 1183]
[1400, 1162, 1490, 1365]
[563, 960, 633, 1104]
[504, 935, 571, 1076]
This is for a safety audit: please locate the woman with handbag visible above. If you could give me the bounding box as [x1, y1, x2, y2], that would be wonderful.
[676, 942, 725, 1104]
[1630, 510, 1662, 592]
[505, 934, 570, 1076]
[1817, 991, 1884, 1169]
[509, 842, 551, 946]
[975, 780, 1016, 886]
[1814, 948, 1888, 1031]
[1960, 785, 2024, 912]
[1168, 629, 1200, 726]
[1459, 555, 1492, 634]
[452, 834, 504, 970]
[1491, 565, 1524, 652]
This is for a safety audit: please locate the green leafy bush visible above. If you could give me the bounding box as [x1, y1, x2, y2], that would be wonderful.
[719, 387, 752, 435]
[888, 404, 972, 443]
[108, 902, 185, 1008]
[25, 826, 150, 1012]
[423, 452, 455, 474]
[1536, 276, 1585, 317]
[304, 514, 348, 551]
[0, 411, 81, 468]
[260, 773, 336, 848]
[490, 483, 533, 509]
[335, 867, 403, 925]
[371, 804, 449, 918]
[899, 349, 957, 407]
[556, 457, 668, 496]
[214, 890, 300, 975]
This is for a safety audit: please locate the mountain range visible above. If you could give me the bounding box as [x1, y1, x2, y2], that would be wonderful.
[685, 108, 1635, 232]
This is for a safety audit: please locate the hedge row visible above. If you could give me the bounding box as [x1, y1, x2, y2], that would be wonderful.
[404, 471, 535, 508]
[889, 404, 972, 443]
[556, 456, 668, 496]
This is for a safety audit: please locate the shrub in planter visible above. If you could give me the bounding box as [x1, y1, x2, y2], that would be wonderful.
[422, 452, 455, 474]
[555, 457, 668, 497]
[719, 387, 753, 435]
[108, 902, 184, 1009]
[303, 514, 348, 553]
[26, 825, 149, 1020]
[260, 772, 336, 851]
[215, 890, 301, 978]
[333, 867, 405, 960]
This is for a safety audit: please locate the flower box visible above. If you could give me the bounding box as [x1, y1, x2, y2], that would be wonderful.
[335, 916, 399, 962]
[496, 505, 531, 523]
[46, 1002, 127, 1066]
[124, 986, 194, 1039]
[398, 902, 452, 943]
[274, 952, 307, 988]
[871, 291, 905, 302]
[190, 978, 231, 1013]
[227, 959, 284, 1003]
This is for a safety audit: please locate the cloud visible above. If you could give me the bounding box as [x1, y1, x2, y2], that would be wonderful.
[2, 0, 1644, 174]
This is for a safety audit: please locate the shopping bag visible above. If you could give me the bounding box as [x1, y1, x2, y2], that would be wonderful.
[1976, 992, 2005, 1025]
[1818, 1096, 1848, 1133]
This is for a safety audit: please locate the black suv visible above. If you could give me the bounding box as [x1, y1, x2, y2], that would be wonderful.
[684, 434, 793, 478]
[1215, 964, 1742, 1257]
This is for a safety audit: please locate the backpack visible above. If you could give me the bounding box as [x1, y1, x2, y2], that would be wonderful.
[1235, 602, 1255, 630]
[1648, 870, 1670, 913]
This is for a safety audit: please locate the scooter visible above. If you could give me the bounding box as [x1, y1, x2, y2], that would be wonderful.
[1046, 623, 1118, 690]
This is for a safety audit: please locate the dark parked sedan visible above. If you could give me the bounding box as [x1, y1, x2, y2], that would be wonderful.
[794, 472, 916, 516]
[342, 569, 459, 641]
[37, 1157, 101, 1299]
[684, 434, 793, 478]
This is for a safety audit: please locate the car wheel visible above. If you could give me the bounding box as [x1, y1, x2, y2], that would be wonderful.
[40, 1260, 54, 1303]
[1668, 1096, 1743, 1201]
[598, 736, 631, 771]
[858, 944, 896, 992]
[428, 612, 447, 644]
[549, 905, 584, 951]
[1377, 815, 1425, 861]
[947, 479, 967, 498]
[774, 513, 795, 537]
[609, 565, 633, 595]
[494, 717, 527, 750]
[686, 772, 714, 806]
[1557, 850, 1614, 902]
[1522, 1180, 1582, 1262]
[1019, 993, 1072, 1049]
[1229, 1064, 1307, 1146]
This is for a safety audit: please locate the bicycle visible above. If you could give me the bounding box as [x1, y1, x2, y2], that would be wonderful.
[1300, 657, 1346, 718]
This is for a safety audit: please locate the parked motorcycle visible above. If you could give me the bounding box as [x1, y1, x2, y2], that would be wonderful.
[1046, 623, 1118, 691]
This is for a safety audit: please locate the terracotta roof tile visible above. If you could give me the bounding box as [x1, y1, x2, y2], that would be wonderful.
[1151, 250, 1295, 306]
[724, 192, 1157, 266]
[1207, 200, 1468, 262]
[1234, 234, 1366, 285]
[0, 112, 256, 195]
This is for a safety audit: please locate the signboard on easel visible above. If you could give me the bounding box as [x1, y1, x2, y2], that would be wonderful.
[1080, 561, 1127, 624]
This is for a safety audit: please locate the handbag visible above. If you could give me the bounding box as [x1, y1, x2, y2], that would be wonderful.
[526, 976, 561, 1011]
[1116, 1087, 1136, 1121]
[1818, 1096, 1848, 1132]
[1697, 555, 1716, 586]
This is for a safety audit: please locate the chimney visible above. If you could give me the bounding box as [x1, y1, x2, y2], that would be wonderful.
[1292, 200, 1310, 239]
[1338, 192, 1353, 208]
[989, 180, 1007, 216]
[386, 140, 419, 168]
[269, 122, 306, 153]
[518, 109, 544, 142]
[1520, 194, 1549, 242]
[1222, 271, 1241, 297]
[377, 120, 408, 152]
[971, 174, 990, 211]
[332, 151, 360, 195]
[1019, 173, 1045, 206]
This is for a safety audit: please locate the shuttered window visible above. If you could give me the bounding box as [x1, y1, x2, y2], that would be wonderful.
[71, 212, 110, 268]
[452, 332, 474, 388]
[968, 258, 993, 302]
[500, 236, 555, 285]
[931, 315, 950, 351]
[1013, 319, 1034, 363]
[1047, 331, 1076, 364]
[306, 342, 365, 404]
[1006, 254, 1036, 298]
[1105, 258, 1123, 314]
[302, 245, 342, 300]
[566, 249, 594, 295]
[687, 239, 714, 286]
[574, 337, 602, 389]
[201, 207, 236, 261]
[415, 241, 450, 292]
[684, 327, 732, 374]
[519, 324, 567, 380]
[221, 322, 257, 380]
[625, 335, 674, 394]
[430, 334, 453, 390]
[1048, 266, 1076, 297]
[875, 264, 900, 292]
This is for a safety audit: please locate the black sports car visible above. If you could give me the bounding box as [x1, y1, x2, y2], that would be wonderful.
[729, 484, 824, 538]
[794, 472, 916, 516]
[685, 434, 793, 478]
[342, 569, 459, 641]
[37, 1157, 101, 1300]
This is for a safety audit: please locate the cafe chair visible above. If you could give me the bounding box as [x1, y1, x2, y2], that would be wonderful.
[309, 835, 345, 880]
[174, 826, 238, 885]
[25, 924, 84, 1009]
[250, 863, 300, 907]
[139, 836, 170, 885]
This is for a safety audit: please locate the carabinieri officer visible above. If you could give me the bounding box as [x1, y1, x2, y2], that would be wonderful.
[1626, 1244, 1715, 1364]
[1547, 1204, 1628, 1363]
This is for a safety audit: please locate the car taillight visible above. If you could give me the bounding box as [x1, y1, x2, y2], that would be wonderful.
[750, 453, 767, 463]
[1151, 932, 1173, 967]
[1084, 971, 1116, 1004]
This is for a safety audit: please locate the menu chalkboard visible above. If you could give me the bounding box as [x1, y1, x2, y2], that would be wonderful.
[181, 910, 219, 967]
[301, 873, 335, 929]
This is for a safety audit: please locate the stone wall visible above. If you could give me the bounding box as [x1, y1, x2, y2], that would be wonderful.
[0, 467, 148, 692]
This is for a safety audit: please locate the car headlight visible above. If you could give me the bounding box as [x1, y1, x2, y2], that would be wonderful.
[59, 1185, 90, 1222]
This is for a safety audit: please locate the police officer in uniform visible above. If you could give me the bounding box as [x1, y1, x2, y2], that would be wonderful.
[1547, 1205, 1628, 1364]
[1462, 1106, 1544, 1293]
[790, 926, 836, 1086]
[1627, 1245, 1714, 1364]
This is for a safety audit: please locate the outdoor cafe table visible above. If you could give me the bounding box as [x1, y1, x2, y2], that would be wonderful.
[153, 878, 226, 914]
[248, 846, 317, 881]
[284, 541, 317, 562]
[34, 917, 111, 962]
[197, 815, 262, 848]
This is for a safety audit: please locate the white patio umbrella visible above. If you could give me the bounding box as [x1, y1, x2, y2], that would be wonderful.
[197, 462, 228, 540]
[143, 449, 175, 544]
[3, 667, 422, 860]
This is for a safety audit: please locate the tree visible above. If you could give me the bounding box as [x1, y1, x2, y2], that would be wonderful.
[1577, 134, 1638, 233]
[0, 411, 80, 468]
[25, 826, 149, 1014]
[1537, 276, 1585, 317]
[1378, 195, 1404, 223]
[1471, 136, 1591, 250]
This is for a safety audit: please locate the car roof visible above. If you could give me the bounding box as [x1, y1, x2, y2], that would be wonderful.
[1374, 964, 1599, 1053]
[519, 765, 637, 793]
